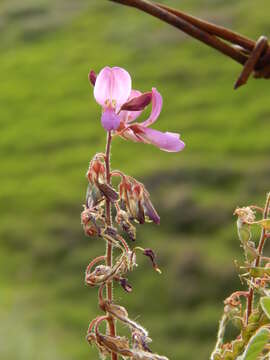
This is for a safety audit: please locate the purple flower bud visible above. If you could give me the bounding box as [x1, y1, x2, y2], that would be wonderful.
[143, 248, 161, 274]
[88, 70, 97, 86]
[121, 92, 152, 111]
[142, 195, 160, 225]
[120, 278, 133, 293]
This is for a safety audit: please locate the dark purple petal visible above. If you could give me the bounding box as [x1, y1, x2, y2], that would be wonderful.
[120, 278, 133, 293]
[121, 92, 152, 111]
[143, 248, 161, 273]
[143, 195, 160, 224]
[119, 89, 144, 124]
[88, 70, 97, 86]
[101, 108, 121, 131]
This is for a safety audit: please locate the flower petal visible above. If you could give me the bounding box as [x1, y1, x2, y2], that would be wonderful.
[119, 89, 143, 124]
[135, 126, 185, 152]
[140, 88, 162, 127]
[94, 66, 131, 108]
[121, 91, 152, 111]
[101, 108, 121, 131]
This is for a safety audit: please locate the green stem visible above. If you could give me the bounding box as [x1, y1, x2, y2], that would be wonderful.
[246, 193, 270, 324]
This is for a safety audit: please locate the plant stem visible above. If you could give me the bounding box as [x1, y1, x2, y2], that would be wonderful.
[104, 131, 118, 360]
[246, 193, 270, 324]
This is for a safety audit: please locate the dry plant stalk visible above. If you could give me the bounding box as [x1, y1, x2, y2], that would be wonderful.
[82, 66, 185, 359]
[109, 0, 270, 89]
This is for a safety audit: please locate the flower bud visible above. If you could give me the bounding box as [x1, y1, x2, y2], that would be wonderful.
[88, 70, 97, 86]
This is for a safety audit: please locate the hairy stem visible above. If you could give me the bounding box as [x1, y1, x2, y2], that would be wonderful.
[210, 314, 228, 360]
[104, 131, 118, 360]
[246, 193, 270, 324]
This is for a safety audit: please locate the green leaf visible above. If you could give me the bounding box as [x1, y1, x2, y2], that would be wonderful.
[240, 327, 270, 360]
[255, 219, 270, 230]
[238, 227, 251, 244]
[249, 267, 270, 278]
[261, 297, 270, 319]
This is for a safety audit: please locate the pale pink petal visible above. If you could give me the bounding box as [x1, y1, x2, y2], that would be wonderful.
[94, 66, 131, 108]
[101, 108, 121, 131]
[140, 88, 162, 127]
[119, 90, 143, 124]
[136, 126, 185, 152]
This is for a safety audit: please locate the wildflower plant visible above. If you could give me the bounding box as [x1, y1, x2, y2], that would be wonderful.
[211, 193, 270, 360]
[82, 66, 185, 360]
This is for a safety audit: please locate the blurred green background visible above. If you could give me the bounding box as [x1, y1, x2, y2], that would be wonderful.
[1, 0, 270, 359]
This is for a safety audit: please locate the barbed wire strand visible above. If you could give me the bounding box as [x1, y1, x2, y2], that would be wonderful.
[109, 0, 270, 89]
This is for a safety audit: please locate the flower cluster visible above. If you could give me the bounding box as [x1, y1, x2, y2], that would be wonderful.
[82, 66, 185, 360]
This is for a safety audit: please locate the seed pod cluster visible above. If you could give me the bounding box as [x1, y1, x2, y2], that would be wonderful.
[82, 154, 167, 359]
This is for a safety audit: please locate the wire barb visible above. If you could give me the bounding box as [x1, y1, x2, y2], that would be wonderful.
[109, 0, 270, 89]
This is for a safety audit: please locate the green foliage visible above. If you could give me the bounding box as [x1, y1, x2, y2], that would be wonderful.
[240, 327, 270, 360]
[1, 0, 270, 359]
[260, 297, 270, 320]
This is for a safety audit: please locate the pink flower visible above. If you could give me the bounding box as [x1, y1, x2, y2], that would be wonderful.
[92, 67, 132, 131]
[90, 67, 185, 152]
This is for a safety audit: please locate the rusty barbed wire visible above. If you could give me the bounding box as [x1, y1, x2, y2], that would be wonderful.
[109, 0, 270, 89]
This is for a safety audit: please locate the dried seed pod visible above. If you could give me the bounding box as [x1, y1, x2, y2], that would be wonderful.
[116, 209, 136, 241]
[96, 333, 133, 357]
[132, 350, 169, 360]
[119, 177, 160, 225]
[132, 330, 152, 353]
[85, 265, 112, 286]
[87, 156, 119, 207]
[81, 206, 104, 237]
[142, 191, 160, 224]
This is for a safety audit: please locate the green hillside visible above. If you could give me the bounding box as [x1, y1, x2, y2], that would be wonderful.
[1, 0, 270, 359]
